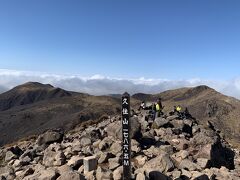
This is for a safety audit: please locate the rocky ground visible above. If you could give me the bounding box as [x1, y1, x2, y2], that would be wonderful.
[0, 109, 240, 180]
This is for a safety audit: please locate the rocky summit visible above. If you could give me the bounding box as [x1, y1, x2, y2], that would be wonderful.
[0, 108, 239, 180]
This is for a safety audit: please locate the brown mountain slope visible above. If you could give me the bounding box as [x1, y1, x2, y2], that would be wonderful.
[0, 82, 72, 111]
[0, 83, 122, 146]
[133, 85, 240, 147]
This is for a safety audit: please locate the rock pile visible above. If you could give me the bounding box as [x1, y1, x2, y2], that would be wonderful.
[0, 111, 240, 180]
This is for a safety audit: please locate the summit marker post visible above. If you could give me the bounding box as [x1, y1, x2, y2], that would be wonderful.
[122, 92, 131, 180]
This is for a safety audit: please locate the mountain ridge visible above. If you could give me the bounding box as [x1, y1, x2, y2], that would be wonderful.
[0, 83, 240, 148]
[133, 85, 240, 147]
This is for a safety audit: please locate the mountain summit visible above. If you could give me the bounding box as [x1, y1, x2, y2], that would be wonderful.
[0, 82, 72, 111]
[0, 83, 121, 146]
[133, 85, 240, 147]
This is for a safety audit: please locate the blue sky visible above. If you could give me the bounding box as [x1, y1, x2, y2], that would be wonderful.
[0, 0, 240, 80]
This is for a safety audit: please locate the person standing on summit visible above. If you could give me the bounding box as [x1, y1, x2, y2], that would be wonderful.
[156, 98, 163, 117]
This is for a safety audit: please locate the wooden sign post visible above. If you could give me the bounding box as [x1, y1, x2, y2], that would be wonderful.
[122, 92, 131, 180]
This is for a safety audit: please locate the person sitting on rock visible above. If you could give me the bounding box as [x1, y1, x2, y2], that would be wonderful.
[176, 105, 182, 113]
[175, 105, 184, 119]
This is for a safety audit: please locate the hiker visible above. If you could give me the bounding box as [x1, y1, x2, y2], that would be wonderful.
[150, 102, 156, 120]
[175, 105, 185, 119]
[155, 98, 163, 118]
[138, 101, 146, 111]
[176, 105, 182, 113]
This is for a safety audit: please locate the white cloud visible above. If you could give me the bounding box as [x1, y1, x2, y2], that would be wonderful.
[0, 69, 239, 99]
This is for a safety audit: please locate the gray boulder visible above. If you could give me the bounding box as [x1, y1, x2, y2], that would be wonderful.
[153, 118, 171, 129]
[143, 152, 174, 174]
[57, 171, 85, 180]
[80, 137, 91, 147]
[42, 144, 66, 167]
[37, 129, 63, 146]
[67, 156, 84, 169]
[105, 117, 141, 140]
[5, 146, 23, 162]
[108, 156, 120, 170]
[96, 167, 113, 180]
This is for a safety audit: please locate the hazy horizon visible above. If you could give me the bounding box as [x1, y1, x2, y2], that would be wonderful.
[0, 69, 240, 100]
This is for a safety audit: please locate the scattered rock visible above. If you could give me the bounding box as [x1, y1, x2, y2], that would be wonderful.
[42, 144, 66, 167]
[136, 172, 145, 180]
[57, 171, 85, 180]
[96, 167, 113, 180]
[108, 156, 120, 170]
[98, 152, 114, 164]
[134, 155, 147, 167]
[67, 156, 84, 169]
[5, 151, 17, 162]
[143, 152, 174, 174]
[110, 141, 122, 156]
[113, 166, 123, 180]
[179, 159, 200, 171]
[197, 158, 210, 169]
[1, 108, 239, 180]
[38, 168, 58, 180]
[80, 137, 91, 147]
[152, 118, 170, 129]
[105, 121, 122, 140]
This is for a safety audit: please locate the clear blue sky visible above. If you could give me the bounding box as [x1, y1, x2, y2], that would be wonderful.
[0, 0, 240, 80]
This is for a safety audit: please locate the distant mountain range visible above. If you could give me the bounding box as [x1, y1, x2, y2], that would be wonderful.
[0, 82, 239, 148]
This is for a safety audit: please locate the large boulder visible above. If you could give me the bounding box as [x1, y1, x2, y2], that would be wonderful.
[105, 121, 122, 140]
[190, 130, 235, 170]
[42, 144, 66, 167]
[152, 118, 171, 129]
[37, 129, 63, 146]
[108, 156, 121, 170]
[57, 171, 85, 180]
[98, 152, 114, 164]
[113, 166, 123, 180]
[96, 167, 113, 180]
[38, 169, 58, 180]
[16, 167, 34, 179]
[105, 117, 141, 140]
[178, 159, 200, 171]
[80, 136, 92, 147]
[143, 152, 174, 175]
[110, 141, 122, 156]
[0, 166, 14, 178]
[24, 168, 58, 180]
[98, 137, 114, 151]
[134, 155, 147, 168]
[5, 146, 23, 162]
[67, 156, 84, 169]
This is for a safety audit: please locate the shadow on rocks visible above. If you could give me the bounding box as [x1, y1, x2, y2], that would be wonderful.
[149, 171, 172, 180]
[210, 142, 235, 170]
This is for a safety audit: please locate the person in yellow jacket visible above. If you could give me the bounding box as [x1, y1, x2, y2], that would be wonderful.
[174, 105, 183, 119]
[176, 105, 182, 112]
[155, 98, 163, 118]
